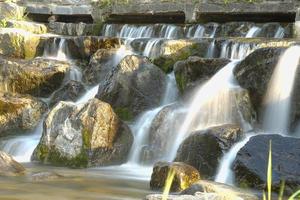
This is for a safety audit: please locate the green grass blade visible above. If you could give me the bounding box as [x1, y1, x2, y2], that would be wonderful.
[267, 140, 272, 200]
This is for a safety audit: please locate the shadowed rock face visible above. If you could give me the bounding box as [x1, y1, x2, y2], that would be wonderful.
[234, 47, 300, 129]
[32, 98, 133, 168]
[175, 124, 243, 179]
[0, 151, 25, 176]
[49, 80, 86, 107]
[150, 162, 200, 192]
[234, 134, 300, 195]
[174, 56, 230, 94]
[97, 55, 166, 120]
[0, 57, 70, 97]
[0, 92, 47, 137]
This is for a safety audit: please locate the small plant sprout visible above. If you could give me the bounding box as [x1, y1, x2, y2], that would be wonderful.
[162, 168, 176, 200]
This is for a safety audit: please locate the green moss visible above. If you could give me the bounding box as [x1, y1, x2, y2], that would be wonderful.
[175, 72, 186, 94]
[92, 21, 104, 35]
[82, 128, 91, 149]
[115, 107, 133, 121]
[34, 143, 49, 161]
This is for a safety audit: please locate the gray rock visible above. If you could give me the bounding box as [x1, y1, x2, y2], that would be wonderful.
[175, 124, 243, 179]
[0, 151, 25, 176]
[97, 55, 166, 120]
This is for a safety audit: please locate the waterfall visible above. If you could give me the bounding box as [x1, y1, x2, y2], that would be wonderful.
[193, 25, 205, 38]
[128, 71, 179, 165]
[44, 38, 69, 61]
[246, 26, 261, 38]
[274, 26, 285, 38]
[119, 24, 154, 38]
[0, 120, 44, 162]
[263, 46, 300, 134]
[167, 61, 244, 160]
[206, 40, 216, 58]
[214, 133, 255, 185]
[143, 39, 162, 58]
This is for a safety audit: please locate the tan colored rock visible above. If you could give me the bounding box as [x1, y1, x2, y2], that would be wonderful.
[0, 92, 46, 137]
[150, 162, 200, 192]
[0, 56, 70, 97]
[0, 151, 25, 176]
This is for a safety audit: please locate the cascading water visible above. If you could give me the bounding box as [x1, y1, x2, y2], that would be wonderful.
[128, 71, 179, 165]
[246, 26, 261, 38]
[167, 61, 245, 160]
[263, 46, 300, 134]
[274, 26, 285, 38]
[214, 133, 254, 185]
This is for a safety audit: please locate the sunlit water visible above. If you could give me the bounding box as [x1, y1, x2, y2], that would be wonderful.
[263, 46, 300, 134]
[0, 163, 151, 200]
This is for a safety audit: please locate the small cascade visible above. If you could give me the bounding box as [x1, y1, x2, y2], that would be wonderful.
[206, 40, 216, 58]
[68, 65, 83, 82]
[160, 24, 182, 39]
[220, 42, 256, 60]
[143, 39, 162, 58]
[193, 25, 205, 38]
[274, 26, 285, 38]
[246, 26, 261, 38]
[44, 38, 69, 61]
[119, 24, 154, 38]
[161, 72, 179, 105]
[167, 61, 244, 160]
[0, 119, 44, 162]
[263, 46, 300, 134]
[128, 107, 163, 164]
[128, 71, 179, 165]
[215, 133, 255, 185]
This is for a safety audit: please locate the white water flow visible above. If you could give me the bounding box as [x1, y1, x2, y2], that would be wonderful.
[143, 39, 162, 58]
[206, 40, 216, 58]
[246, 26, 261, 38]
[128, 71, 179, 164]
[167, 61, 242, 160]
[215, 133, 255, 185]
[263, 46, 300, 134]
[0, 120, 44, 162]
[274, 26, 285, 38]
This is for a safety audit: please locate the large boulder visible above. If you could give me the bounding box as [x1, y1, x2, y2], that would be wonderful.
[174, 56, 230, 94]
[0, 151, 25, 176]
[0, 28, 42, 59]
[150, 162, 200, 192]
[0, 92, 46, 137]
[233, 134, 300, 195]
[97, 55, 166, 120]
[32, 98, 133, 168]
[49, 80, 86, 107]
[0, 57, 70, 97]
[83, 48, 119, 85]
[152, 39, 211, 73]
[5, 20, 47, 34]
[175, 124, 243, 179]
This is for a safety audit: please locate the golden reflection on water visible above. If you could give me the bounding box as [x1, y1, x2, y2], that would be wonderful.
[0, 163, 151, 200]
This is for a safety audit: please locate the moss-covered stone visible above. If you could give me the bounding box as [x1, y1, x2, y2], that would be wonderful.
[115, 107, 134, 121]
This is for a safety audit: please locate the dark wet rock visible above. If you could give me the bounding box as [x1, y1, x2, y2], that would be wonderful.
[0, 151, 25, 176]
[146, 103, 185, 162]
[49, 80, 86, 107]
[97, 55, 166, 120]
[0, 57, 71, 97]
[152, 39, 211, 73]
[233, 134, 300, 195]
[0, 92, 46, 137]
[174, 56, 230, 94]
[83, 48, 119, 85]
[175, 124, 243, 179]
[150, 162, 200, 192]
[32, 98, 133, 168]
[220, 22, 254, 37]
[30, 171, 63, 181]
